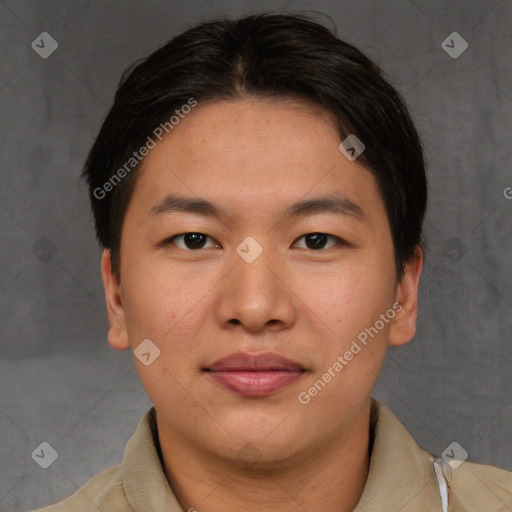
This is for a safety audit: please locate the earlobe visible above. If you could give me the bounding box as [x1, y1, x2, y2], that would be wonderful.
[101, 249, 131, 351]
[388, 247, 424, 347]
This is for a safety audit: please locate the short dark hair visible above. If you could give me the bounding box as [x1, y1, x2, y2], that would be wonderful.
[82, 12, 427, 282]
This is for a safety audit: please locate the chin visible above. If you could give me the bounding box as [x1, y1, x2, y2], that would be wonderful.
[228, 439, 311, 472]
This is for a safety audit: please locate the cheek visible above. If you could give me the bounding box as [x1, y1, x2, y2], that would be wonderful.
[296, 266, 392, 418]
[120, 255, 216, 360]
[303, 254, 395, 353]
[120, 264, 208, 400]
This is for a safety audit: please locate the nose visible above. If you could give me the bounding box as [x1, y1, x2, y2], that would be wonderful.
[215, 243, 296, 333]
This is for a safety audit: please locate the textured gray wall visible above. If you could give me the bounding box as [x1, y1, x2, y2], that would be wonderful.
[0, 1, 511, 510]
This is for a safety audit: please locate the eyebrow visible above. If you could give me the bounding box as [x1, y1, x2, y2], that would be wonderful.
[149, 194, 365, 222]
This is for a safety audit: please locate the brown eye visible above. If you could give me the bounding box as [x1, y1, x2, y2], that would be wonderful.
[294, 233, 341, 250]
[167, 232, 218, 250]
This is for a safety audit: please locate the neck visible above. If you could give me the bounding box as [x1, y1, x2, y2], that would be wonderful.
[156, 402, 372, 512]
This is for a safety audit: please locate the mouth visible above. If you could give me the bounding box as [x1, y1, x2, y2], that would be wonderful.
[203, 351, 307, 397]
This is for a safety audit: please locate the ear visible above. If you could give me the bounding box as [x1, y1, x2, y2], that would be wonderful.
[101, 249, 130, 350]
[388, 247, 424, 347]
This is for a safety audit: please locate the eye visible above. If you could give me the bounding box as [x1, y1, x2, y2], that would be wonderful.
[293, 233, 346, 250]
[165, 232, 220, 250]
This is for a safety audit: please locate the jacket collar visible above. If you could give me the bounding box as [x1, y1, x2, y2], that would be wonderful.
[354, 399, 441, 511]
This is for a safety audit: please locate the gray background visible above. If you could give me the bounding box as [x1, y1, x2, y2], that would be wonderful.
[0, 0, 511, 510]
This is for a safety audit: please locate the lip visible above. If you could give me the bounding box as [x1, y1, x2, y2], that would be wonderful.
[204, 351, 306, 397]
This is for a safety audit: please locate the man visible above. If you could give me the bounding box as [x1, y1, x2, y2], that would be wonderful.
[32, 12, 512, 512]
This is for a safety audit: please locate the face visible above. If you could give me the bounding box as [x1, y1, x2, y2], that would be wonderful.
[102, 98, 422, 467]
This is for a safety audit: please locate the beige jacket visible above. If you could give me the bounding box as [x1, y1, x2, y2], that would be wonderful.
[31, 399, 512, 511]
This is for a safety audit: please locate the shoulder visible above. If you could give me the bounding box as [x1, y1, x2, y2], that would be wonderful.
[369, 400, 512, 511]
[449, 459, 512, 510]
[29, 463, 133, 512]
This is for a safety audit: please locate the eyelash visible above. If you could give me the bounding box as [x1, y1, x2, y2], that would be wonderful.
[162, 232, 349, 251]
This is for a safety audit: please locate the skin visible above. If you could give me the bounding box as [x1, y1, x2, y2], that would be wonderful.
[101, 97, 423, 512]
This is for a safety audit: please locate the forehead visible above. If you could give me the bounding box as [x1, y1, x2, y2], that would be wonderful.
[129, 98, 385, 224]
[147, 97, 340, 166]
